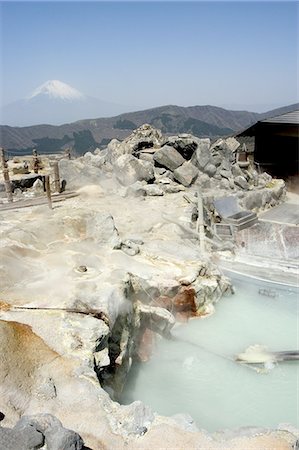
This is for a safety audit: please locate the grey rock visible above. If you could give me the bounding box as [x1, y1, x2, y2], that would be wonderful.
[153, 145, 185, 171]
[144, 185, 164, 196]
[251, 169, 259, 186]
[129, 273, 180, 302]
[242, 191, 263, 210]
[196, 173, 211, 189]
[139, 153, 154, 162]
[211, 138, 236, 162]
[234, 176, 249, 190]
[125, 124, 163, 153]
[12, 415, 84, 450]
[0, 426, 44, 450]
[231, 163, 245, 178]
[191, 138, 211, 170]
[154, 167, 167, 175]
[163, 135, 198, 160]
[262, 190, 272, 207]
[173, 162, 198, 187]
[163, 183, 185, 194]
[44, 426, 84, 450]
[210, 153, 222, 167]
[163, 170, 174, 180]
[204, 163, 217, 177]
[121, 239, 140, 256]
[106, 139, 126, 164]
[86, 213, 121, 248]
[210, 138, 225, 152]
[243, 169, 253, 181]
[14, 414, 62, 434]
[155, 176, 172, 185]
[220, 178, 230, 190]
[219, 158, 231, 171]
[58, 159, 102, 189]
[121, 246, 139, 256]
[138, 302, 175, 336]
[114, 154, 154, 186]
[126, 181, 146, 197]
[272, 180, 285, 200]
[229, 178, 235, 189]
[219, 169, 232, 179]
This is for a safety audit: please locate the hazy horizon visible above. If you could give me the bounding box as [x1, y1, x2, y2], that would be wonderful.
[1, 1, 298, 118]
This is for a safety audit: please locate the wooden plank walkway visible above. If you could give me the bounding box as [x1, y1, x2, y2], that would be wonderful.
[0, 191, 78, 212]
[259, 202, 299, 226]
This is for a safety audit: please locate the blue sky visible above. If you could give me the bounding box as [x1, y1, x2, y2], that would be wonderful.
[1, 1, 298, 112]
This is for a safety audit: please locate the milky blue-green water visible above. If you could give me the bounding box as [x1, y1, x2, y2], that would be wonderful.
[121, 273, 298, 431]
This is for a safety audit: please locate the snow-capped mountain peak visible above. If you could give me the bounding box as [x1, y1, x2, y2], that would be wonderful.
[28, 80, 85, 101]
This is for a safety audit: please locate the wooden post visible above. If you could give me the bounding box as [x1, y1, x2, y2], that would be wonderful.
[44, 175, 52, 210]
[196, 191, 205, 255]
[52, 161, 60, 193]
[33, 149, 39, 174]
[0, 148, 13, 203]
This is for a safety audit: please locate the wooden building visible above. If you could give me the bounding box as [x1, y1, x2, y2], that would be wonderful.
[237, 110, 299, 177]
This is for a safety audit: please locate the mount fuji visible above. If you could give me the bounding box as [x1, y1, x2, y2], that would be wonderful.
[1, 80, 127, 126]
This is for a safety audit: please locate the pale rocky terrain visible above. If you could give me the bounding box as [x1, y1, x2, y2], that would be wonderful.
[0, 125, 297, 449]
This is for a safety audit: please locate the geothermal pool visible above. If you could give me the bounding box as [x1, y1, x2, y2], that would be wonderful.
[122, 272, 298, 431]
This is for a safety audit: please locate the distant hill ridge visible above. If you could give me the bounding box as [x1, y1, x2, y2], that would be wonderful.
[0, 103, 298, 156]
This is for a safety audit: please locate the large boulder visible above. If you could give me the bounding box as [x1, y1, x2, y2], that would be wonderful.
[203, 163, 217, 178]
[173, 162, 198, 187]
[143, 185, 164, 196]
[234, 175, 249, 190]
[0, 425, 44, 450]
[113, 154, 154, 186]
[106, 139, 128, 164]
[163, 134, 198, 160]
[191, 138, 211, 170]
[153, 145, 185, 171]
[231, 163, 244, 178]
[210, 138, 237, 163]
[86, 213, 121, 248]
[9, 414, 84, 450]
[58, 159, 103, 189]
[123, 124, 164, 154]
[83, 149, 107, 168]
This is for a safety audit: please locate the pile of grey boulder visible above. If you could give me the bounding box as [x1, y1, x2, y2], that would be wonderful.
[78, 124, 285, 211]
[0, 413, 85, 450]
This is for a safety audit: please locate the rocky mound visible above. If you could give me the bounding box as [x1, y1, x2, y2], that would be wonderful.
[59, 124, 285, 213]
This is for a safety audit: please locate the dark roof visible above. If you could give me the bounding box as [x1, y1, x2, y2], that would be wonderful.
[261, 110, 299, 125]
[237, 109, 299, 136]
